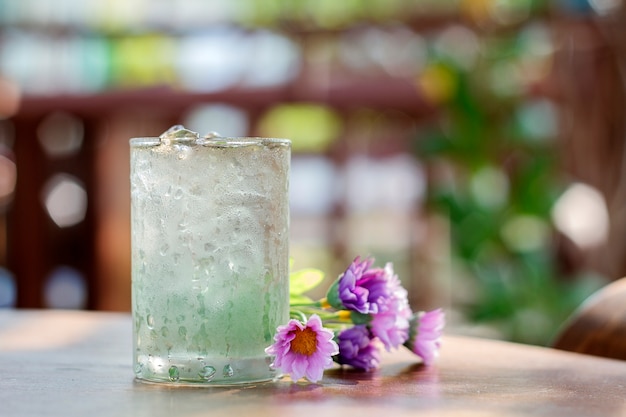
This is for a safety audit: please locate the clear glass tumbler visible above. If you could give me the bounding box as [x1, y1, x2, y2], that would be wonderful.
[130, 128, 290, 385]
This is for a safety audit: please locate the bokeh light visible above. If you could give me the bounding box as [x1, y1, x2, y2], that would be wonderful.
[41, 174, 88, 228]
[44, 265, 87, 309]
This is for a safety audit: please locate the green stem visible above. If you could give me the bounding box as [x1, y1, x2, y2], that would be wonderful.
[289, 300, 324, 308]
[289, 307, 354, 324]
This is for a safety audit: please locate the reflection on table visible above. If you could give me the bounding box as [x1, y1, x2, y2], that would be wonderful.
[0, 309, 625, 417]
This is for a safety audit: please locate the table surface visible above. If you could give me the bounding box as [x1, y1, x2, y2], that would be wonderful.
[1, 310, 625, 417]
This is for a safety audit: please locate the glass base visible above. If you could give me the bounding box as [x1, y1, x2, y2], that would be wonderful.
[134, 354, 278, 386]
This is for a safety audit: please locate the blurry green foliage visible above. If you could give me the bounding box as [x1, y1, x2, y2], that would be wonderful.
[416, 18, 603, 345]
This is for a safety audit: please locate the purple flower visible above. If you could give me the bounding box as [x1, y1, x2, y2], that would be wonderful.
[368, 263, 411, 351]
[265, 314, 339, 382]
[370, 297, 411, 351]
[335, 325, 380, 371]
[404, 309, 445, 366]
[328, 257, 399, 315]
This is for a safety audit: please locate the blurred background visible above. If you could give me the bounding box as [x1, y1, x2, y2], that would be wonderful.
[1, 0, 625, 346]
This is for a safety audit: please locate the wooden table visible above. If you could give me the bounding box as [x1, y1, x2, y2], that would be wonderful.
[1, 310, 625, 417]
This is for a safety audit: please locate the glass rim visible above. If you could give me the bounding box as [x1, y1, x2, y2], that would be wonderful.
[129, 137, 291, 148]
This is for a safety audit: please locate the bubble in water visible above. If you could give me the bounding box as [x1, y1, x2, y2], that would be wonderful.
[223, 364, 234, 377]
[146, 314, 155, 329]
[198, 365, 217, 381]
[168, 366, 180, 382]
[175, 144, 193, 160]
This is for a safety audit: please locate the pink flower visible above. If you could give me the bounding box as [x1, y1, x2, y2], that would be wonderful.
[369, 264, 411, 351]
[370, 296, 411, 351]
[265, 314, 339, 382]
[404, 309, 445, 366]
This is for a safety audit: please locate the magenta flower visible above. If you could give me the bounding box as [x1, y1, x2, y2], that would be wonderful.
[369, 263, 411, 351]
[265, 314, 339, 383]
[334, 325, 381, 371]
[327, 257, 401, 315]
[404, 309, 445, 366]
[370, 299, 411, 351]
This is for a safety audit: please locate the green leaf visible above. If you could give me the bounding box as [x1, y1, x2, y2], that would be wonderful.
[325, 278, 342, 310]
[289, 294, 315, 305]
[350, 311, 372, 325]
[289, 268, 325, 295]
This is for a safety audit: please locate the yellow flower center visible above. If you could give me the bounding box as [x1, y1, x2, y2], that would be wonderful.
[291, 327, 318, 356]
[338, 310, 351, 321]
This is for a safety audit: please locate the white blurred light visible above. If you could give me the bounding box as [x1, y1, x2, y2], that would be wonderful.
[44, 266, 87, 309]
[343, 155, 425, 213]
[434, 25, 480, 70]
[516, 99, 558, 142]
[589, 0, 623, 16]
[241, 30, 301, 88]
[290, 156, 338, 215]
[176, 28, 248, 92]
[183, 104, 249, 138]
[42, 174, 88, 228]
[470, 166, 509, 209]
[37, 112, 84, 158]
[551, 183, 609, 249]
[339, 26, 427, 77]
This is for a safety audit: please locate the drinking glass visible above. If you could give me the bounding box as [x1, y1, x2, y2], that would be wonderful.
[130, 126, 290, 385]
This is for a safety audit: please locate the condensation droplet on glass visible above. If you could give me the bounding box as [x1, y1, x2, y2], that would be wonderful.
[178, 326, 187, 338]
[265, 356, 276, 371]
[134, 362, 143, 374]
[146, 314, 155, 329]
[168, 366, 180, 382]
[223, 364, 234, 377]
[192, 264, 201, 281]
[199, 365, 217, 381]
[174, 188, 184, 200]
[159, 244, 169, 256]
